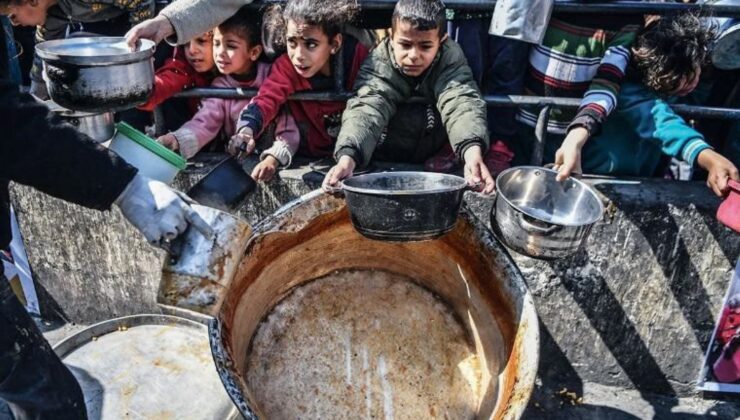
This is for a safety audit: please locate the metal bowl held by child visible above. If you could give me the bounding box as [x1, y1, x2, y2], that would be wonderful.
[35, 37, 155, 112]
[491, 166, 604, 259]
[340, 171, 469, 241]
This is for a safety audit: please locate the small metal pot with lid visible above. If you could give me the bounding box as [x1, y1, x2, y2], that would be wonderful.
[35, 37, 155, 112]
[490, 166, 604, 259]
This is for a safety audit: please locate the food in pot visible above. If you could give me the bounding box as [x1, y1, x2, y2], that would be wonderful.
[246, 269, 482, 419]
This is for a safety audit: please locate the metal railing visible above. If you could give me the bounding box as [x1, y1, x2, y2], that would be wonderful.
[168, 0, 740, 165]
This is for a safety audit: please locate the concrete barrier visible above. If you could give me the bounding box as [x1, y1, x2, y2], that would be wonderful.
[9, 153, 739, 399]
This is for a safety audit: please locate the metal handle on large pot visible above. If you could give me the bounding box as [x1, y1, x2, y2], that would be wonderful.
[517, 213, 561, 235]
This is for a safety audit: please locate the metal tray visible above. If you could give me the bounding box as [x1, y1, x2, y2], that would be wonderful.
[53, 314, 239, 419]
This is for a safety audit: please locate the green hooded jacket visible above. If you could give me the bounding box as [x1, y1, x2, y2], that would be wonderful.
[334, 37, 489, 166]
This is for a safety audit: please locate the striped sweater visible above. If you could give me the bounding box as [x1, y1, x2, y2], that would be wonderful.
[518, 17, 640, 135]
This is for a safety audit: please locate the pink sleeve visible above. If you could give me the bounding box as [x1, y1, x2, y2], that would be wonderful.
[260, 106, 300, 167]
[172, 79, 229, 159]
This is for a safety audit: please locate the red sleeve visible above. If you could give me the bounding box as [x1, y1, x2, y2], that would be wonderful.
[346, 42, 370, 89]
[138, 56, 198, 111]
[251, 54, 307, 132]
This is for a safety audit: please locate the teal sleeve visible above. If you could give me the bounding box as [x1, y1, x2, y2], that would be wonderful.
[619, 83, 712, 167]
[648, 99, 712, 166]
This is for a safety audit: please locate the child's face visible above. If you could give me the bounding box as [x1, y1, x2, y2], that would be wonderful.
[3, 0, 48, 26]
[390, 19, 446, 77]
[212, 27, 261, 76]
[286, 20, 340, 79]
[185, 32, 215, 73]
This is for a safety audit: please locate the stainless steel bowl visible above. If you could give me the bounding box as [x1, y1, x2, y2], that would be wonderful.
[339, 171, 469, 241]
[36, 37, 155, 112]
[490, 166, 604, 259]
[54, 108, 115, 143]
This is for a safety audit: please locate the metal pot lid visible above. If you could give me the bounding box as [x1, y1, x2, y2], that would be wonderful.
[53, 314, 239, 419]
[36, 37, 155, 66]
[342, 171, 467, 195]
[495, 166, 604, 227]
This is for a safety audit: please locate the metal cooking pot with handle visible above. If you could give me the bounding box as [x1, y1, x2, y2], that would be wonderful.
[491, 166, 604, 259]
[335, 171, 472, 241]
[36, 37, 155, 112]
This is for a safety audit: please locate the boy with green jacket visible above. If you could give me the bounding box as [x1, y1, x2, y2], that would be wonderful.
[323, 0, 494, 194]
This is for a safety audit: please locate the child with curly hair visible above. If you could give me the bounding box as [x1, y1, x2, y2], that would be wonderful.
[232, 0, 370, 182]
[562, 13, 738, 196]
[157, 7, 297, 161]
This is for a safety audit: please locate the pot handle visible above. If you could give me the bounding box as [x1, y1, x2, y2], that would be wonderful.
[518, 214, 562, 235]
[544, 163, 582, 180]
[323, 181, 345, 196]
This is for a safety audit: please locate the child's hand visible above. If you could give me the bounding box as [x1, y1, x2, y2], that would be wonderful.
[553, 127, 588, 181]
[228, 128, 256, 157]
[322, 156, 356, 192]
[697, 149, 740, 197]
[463, 145, 495, 195]
[157, 133, 180, 151]
[251, 155, 280, 182]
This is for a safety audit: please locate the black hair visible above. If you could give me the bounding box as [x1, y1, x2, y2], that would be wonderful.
[631, 13, 716, 95]
[283, 0, 359, 39]
[392, 0, 447, 37]
[218, 5, 262, 47]
[0, 0, 30, 14]
[261, 3, 286, 60]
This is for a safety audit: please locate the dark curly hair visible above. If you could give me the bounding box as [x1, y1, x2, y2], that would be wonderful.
[283, 0, 359, 39]
[631, 13, 716, 95]
[218, 5, 262, 47]
[392, 0, 447, 37]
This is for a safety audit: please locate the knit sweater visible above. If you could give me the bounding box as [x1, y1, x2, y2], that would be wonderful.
[171, 62, 298, 162]
[518, 17, 640, 135]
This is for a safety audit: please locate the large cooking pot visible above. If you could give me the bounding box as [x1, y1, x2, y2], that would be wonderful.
[491, 166, 604, 259]
[336, 171, 471, 241]
[158, 190, 539, 419]
[35, 37, 155, 112]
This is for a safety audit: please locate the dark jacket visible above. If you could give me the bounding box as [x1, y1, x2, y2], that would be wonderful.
[1, 30, 137, 250]
[334, 37, 489, 166]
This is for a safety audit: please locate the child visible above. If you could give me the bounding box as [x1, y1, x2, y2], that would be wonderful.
[516, 11, 643, 181]
[0, 0, 155, 99]
[322, 0, 494, 194]
[157, 8, 297, 162]
[232, 0, 369, 182]
[568, 13, 739, 197]
[138, 31, 217, 118]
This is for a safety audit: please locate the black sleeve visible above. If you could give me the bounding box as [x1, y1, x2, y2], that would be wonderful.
[0, 82, 137, 210]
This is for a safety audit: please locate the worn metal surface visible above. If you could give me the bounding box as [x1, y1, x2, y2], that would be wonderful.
[53, 314, 238, 419]
[207, 191, 538, 419]
[159, 205, 252, 317]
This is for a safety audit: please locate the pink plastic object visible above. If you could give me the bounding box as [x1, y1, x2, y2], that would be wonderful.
[717, 180, 740, 233]
[714, 341, 740, 383]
